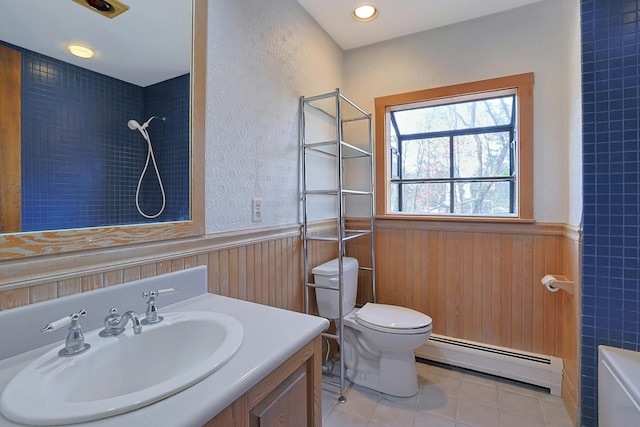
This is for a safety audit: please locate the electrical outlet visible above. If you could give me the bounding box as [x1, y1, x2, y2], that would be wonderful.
[252, 198, 263, 222]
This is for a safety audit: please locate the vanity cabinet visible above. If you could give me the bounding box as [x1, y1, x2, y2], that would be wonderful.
[204, 335, 322, 427]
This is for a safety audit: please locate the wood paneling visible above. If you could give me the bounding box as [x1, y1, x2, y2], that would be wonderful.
[58, 278, 81, 297]
[370, 220, 575, 357]
[28, 283, 57, 304]
[0, 226, 306, 313]
[364, 219, 580, 422]
[0, 45, 22, 233]
[0, 224, 302, 289]
[559, 236, 580, 424]
[0, 288, 28, 310]
[0, 219, 579, 423]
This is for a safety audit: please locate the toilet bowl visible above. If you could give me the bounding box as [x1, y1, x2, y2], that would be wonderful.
[313, 257, 432, 397]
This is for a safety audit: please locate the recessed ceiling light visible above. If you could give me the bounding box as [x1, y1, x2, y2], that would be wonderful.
[353, 5, 378, 22]
[70, 0, 130, 19]
[67, 44, 95, 59]
[85, 0, 113, 12]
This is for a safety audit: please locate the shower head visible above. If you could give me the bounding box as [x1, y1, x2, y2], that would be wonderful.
[127, 119, 141, 130]
[127, 116, 165, 131]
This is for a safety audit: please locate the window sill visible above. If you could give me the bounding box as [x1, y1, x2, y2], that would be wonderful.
[369, 215, 574, 237]
[376, 214, 536, 224]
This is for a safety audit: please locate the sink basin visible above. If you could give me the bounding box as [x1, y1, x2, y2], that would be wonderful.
[0, 311, 243, 425]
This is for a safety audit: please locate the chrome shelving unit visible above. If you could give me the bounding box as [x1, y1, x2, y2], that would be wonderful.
[300, 89, 376, 403]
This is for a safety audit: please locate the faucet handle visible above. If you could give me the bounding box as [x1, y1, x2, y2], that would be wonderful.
[42, 309, 87, 333]
[102, 307, 121, 325]
[142, 288, 177, 298]
[42, 310, 90, 357]
[142, 288, 176, 325]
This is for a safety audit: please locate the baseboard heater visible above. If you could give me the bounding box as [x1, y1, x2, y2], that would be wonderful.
[416, 334, 563, 396]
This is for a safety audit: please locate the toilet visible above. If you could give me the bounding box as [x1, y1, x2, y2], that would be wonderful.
[313, 257, 432, 397]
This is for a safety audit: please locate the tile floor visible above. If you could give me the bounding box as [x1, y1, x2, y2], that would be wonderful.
[321, 362, 574, 427]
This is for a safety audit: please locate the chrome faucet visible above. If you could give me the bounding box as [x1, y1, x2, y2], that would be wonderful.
[141, 288, 177, 325]
[42, 309, 91, 357]
[99, 308, 142, 337]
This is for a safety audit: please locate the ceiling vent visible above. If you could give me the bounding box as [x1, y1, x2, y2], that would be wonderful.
[71, 0, 129, 19]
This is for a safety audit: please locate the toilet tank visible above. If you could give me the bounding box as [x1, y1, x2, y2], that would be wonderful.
[598, 345, 640, 427]
[312, 257, 359, 319]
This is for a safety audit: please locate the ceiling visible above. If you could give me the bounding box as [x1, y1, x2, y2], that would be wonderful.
[0, 0, 546, 87]
[296, 0, 546, 50]
[0, 0, 191, 87]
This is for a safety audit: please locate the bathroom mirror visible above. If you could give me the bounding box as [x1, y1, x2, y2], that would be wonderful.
[0, 0, 205, 260]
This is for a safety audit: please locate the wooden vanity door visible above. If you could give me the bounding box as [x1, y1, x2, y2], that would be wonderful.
[249, 365, 307, 427]
[202, 336, 322, 427]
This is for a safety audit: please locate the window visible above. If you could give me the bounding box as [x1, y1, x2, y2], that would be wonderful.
[375, 73, 534, 221]
[390, 92, 516, 215]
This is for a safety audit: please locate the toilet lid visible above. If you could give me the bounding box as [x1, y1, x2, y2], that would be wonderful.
[355, 303, 432, 333]
[311, 257, 358, 276]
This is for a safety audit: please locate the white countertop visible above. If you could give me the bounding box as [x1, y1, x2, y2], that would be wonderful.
[0, 293, 329, 426]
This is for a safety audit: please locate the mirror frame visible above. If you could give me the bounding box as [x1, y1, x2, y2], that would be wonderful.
[0, 0, 205, 261]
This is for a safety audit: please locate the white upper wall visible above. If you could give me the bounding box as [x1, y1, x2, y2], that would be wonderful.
[343, 0, 581, 224]
[203, 0, 581, 231]
[565, 0, 583, 227]
[204, 0, 343, 232]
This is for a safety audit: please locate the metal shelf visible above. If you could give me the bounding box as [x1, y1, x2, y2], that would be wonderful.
[304, 230, 373, 242]
[304, 189, 373, 197]
[303, 140, 372, 159]
[300, 88, 376, 404]
[302, 90, 370, 122]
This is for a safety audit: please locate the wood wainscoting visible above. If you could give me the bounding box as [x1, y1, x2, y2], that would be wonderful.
[559, 233, 580, 424]
[0, 225, 307, 312]
[347, 218, 580, 424]
[368, 220, 568, 353]
[0, 221, 340, 313]
[0, 219, 580, 423]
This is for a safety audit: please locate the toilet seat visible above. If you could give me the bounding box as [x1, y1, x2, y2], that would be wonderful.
[355, 303, 432, 335]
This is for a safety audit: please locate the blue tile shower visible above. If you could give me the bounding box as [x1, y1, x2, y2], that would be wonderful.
[580, 0, 640, 425]
[143, 75, 191, 223]
[1, 41, 190, 232]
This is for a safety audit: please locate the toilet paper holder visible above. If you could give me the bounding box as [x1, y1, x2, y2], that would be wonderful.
[541, 274, 574, 294]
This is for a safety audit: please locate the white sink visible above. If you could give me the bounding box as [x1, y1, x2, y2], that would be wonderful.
[0, 311, 243, 425]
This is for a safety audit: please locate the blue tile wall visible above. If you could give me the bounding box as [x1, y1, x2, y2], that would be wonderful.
[0, 41, 189, 231]
[140, 74, 191, 222]
[581, 0, 640, 425]
[19, 47, 146, 230]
